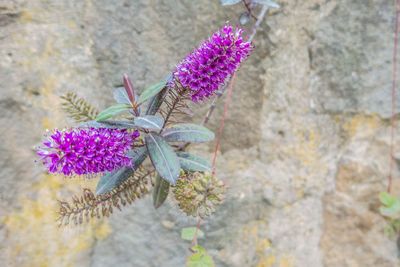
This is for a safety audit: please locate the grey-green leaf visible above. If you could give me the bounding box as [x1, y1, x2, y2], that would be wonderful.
[145, 133, 180, 184]
[152, 175, 170, 209]
[162, 124, 215, 143]
[134, 115, 164, 131]
[145, 87, 168, 115]
[96, 104, 131, 122]
[80, 120, 137, 129]
[220, 0, 241, 5]
[177, 152, 211, 172]
[138, 81, 167, 105]
[96, 167, 133, 195]
[253, 0, 280, 8]
[181, 227, 205, 241]
[96, 147, 148, 195]
[126, 146, 148, 166]
[113, 87, 132, 105]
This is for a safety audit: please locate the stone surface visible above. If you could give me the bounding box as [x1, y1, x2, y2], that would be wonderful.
[1, 0, 400, 266]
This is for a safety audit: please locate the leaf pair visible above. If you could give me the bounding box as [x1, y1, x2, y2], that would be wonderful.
[96, 76, 169, 121]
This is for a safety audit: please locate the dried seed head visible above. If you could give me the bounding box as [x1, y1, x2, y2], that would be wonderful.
[173, 172, 225, 218]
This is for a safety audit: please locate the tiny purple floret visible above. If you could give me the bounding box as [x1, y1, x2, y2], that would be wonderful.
[36, 128, 139, 176]
[174, 25, 253, 102]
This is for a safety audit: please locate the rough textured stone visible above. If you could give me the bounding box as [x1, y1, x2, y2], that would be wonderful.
[1, 0, 400, 266]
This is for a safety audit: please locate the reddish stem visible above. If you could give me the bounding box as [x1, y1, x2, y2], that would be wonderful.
[388, 0, 400, 193]
[211, 74, 236, 175]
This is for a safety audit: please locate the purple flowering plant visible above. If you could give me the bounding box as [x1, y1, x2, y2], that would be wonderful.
[36, 24, 252, 227]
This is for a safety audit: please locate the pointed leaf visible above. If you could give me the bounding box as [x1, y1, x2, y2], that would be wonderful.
[96, 104, 131, 121]
[96, 167, 134, 195]
[96, 147, 148, 195]
[220, 0, 241, 5]
[162, 124, 215, 143]
[123, 74, 136, 103]
[145, 133, 180, 184]
[113, 87, 132, 105]
[80, 120, 137, 129]
[177, 152, 211, 172]
[253, 0, 280, 8]
[145, 87, 168, 115]
[152, 175, 170, 209]
[134, 115, 164, 131]
[181, 227, 204, 241]
[138, 81, 167, 105]
[126, 146, 148, 166]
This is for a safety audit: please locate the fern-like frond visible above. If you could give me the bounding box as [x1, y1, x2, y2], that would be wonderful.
[57, 168, 153, 226]
[159, 84, 191, 126]
[60, 92, 98, 122]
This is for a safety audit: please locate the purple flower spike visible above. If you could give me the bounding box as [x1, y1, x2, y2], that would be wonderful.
[36, 128, 139, 176]
[174, 25, 253, 102]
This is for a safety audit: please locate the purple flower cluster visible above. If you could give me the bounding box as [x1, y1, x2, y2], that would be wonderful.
[37, 128, 139, 176]
[174, 25, 253, 102]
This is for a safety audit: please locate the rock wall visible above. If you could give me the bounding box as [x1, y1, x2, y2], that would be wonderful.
[1, 0, 399, 266]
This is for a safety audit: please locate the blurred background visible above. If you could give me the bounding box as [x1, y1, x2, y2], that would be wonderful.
[1, 0, 400, 266]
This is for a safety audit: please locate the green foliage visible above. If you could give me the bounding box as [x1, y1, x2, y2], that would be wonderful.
[96, 103, 131, 121]
[138, 81, 167, 105]
[145, 87, 168, 116]
[162, 124, 215, 143]
[220, 0, 241, 5]
[134, 115, 164, 131]
[113, 87, 132, 105]
[253, 0, 280, 8]
[96, 148, 147, 195]
[379, 191, 400, 238]
[60, 92, 98, 122]
[177, 152, 212, 172]
[145, 133, 181, 184]
[187, 245, 215, 267]
[379, 191, 400, 219]
[152, 175, 170, 209]
[181, 227, 204, 241]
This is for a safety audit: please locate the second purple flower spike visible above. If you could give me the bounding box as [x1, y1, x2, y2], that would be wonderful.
[174, 25, 253, 102]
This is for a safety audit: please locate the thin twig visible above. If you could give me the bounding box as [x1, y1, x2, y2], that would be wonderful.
[242, 0, 258, 20]
[211, 74, 236, 175]
[388, 0, 400, 193]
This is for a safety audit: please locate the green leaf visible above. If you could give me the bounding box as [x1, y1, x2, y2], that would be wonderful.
[220, 0, 241, 6]
[177, 152, 211, 172]
[134, 115, 164, 131]
[162, 124, 215, 143]
[138, 81, 167, 105]
[253, 0, 280, 8]
[113, 87, 132, 105]
[126, 146, 148, 166]
[152, 175, 170, 209]
[96, 104, 131, 122]
[145, 87, 168, 115]
[80, 120, 137, 129]
[181, 227, 204, 241]
[96, 147, 147, 195]
[380, 191, 397, 207]
[187, 245, 215, 267]
[145, 133, 180, 184]
[380, 204, 400, 219]
[96, 167, 133, 195]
